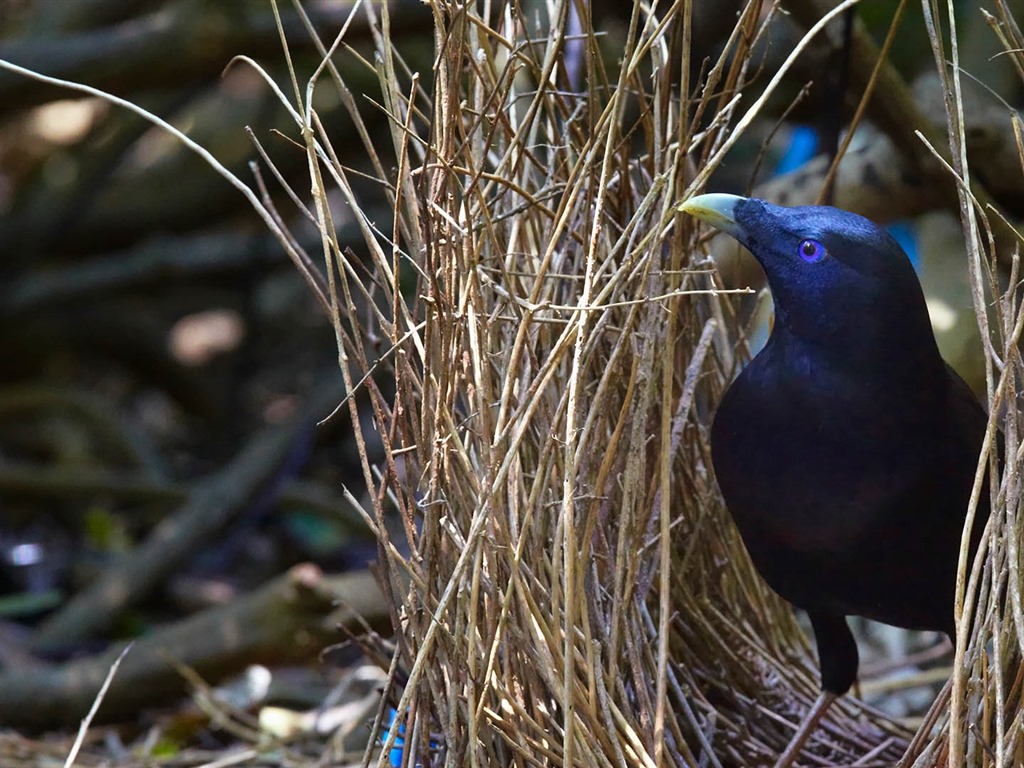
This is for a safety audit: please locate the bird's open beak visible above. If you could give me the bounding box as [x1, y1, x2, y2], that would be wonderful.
[678, 193, 747, 238]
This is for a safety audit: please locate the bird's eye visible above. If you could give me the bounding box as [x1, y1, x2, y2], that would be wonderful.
[799, 239, 826, 263]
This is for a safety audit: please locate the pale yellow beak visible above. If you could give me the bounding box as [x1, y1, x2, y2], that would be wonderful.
[678, 193, 747, 237]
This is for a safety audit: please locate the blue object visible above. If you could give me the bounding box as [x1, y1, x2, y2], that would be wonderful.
[383, 708, 407, 767]
[381, 707, 440, 767]
[887, 220, 919, 269]
[776, 125, 819, 174]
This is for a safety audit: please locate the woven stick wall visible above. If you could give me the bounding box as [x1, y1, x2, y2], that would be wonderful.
[303, 1, 1024, 766]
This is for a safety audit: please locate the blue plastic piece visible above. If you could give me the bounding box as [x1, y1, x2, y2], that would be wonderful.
[776, 126, 819, 174]
[887, 220, 919, 270]
[383, 707, 408, 767]
[381, 707, 440, 767]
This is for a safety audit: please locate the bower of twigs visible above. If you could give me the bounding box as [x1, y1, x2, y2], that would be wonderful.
[327, 2, 1023, 766]
[2, 1, 1024, 767]
[277, 1, 1023, 766]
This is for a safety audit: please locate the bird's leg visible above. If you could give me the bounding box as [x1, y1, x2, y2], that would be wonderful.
[771, 692, 836, 768]
[770, 612, 857, 767]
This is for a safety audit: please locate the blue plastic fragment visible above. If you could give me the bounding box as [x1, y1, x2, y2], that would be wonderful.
[887, 220, 919, 269]
[383, 707, 407, 767]
[381, 707, 440, 767]
[776, 125, 819, 174]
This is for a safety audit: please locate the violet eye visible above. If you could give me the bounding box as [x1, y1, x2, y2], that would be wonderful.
[799, 239, 826, 263]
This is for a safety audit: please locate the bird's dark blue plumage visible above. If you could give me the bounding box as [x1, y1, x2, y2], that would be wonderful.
[681, 194, 988, 697]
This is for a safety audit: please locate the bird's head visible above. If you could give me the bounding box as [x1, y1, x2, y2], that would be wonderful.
[680, 193, 935, 355]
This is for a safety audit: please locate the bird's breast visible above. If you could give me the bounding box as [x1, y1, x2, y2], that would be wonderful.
[710, 352, 947, 550]
[709, 352, 977, 627]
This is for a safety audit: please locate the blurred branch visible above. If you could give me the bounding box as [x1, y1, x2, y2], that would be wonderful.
[0, 465, 180, 503]
[781, 0, 946, 171]
[0, 386, 169, 479]
[3, 89, 202, 263]
[784, 0, 1021, 250]
[754, 128, 939, 221]
[0, 465, 367, 534]
[12, 0, 158, 36]
[0, 230, 313, 317]
[0, 99, 310, 260]
[29, 370, 347, 653]
[0, 1, 427, 114]
[0, 565, 387, 728]
[0, 307, 222, 419]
